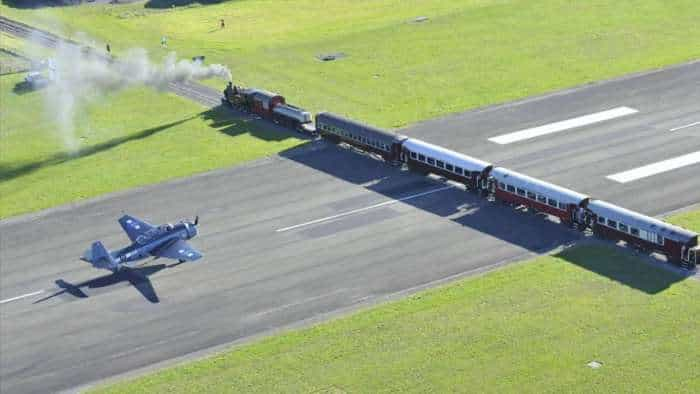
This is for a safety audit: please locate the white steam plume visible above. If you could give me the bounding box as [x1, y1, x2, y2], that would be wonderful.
[42, 40, 232, 151]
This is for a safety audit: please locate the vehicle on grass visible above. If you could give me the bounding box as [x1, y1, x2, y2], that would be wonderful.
[81, 214, 202, 272]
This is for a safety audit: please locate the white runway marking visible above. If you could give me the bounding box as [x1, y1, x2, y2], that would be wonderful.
[607, 151, 700, 183]
[0, 290, 45, 305]
[489, 106, 639, 144]
[670, 121, 700, 132]
[276, 185, 454, 232]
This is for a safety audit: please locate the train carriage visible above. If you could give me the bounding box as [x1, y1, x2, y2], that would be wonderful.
[315, 112, 407, 162]
[587, 200, 698, 267]
[400, 138, 492, 190]
[490, 167, 589, 225]
[272, 104, 314, 134]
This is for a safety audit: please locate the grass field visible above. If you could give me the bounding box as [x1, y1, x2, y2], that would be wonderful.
[0, 73, 303, 218]
[3, 0, 700, 128]
[91, 238, 700, 393]
[669, 209, 700, 233]
[0, 32, 48, 74]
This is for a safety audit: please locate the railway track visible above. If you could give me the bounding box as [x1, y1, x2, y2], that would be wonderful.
[0, 15, 223, 108]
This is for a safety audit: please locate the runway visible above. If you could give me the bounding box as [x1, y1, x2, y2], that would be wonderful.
[402, 60, 700, 216]
[1, 61, 699, 392]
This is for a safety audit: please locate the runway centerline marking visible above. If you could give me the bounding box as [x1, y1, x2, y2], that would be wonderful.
[276, 185, 455, 232]
[0, 290, 45, 305]
[489, 106, 639, 144]
[606, 151, 700, 183]
[670, 121, 700, 132]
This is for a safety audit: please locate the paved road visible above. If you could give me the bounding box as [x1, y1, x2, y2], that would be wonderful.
[1, 60, 699, 392]
[402, 60, 700, 216]
[0, 143, 578, 393]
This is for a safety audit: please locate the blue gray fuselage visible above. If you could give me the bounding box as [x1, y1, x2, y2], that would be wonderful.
[111, 222, 197, 265]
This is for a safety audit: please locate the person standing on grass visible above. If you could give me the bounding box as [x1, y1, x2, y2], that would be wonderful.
[220, 19, 225, 29]
[161, 36, 168, 48]
[106, 43, 111, 54]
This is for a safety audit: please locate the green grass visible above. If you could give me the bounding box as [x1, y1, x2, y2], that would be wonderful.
[90, 242, 700, 394]
[0, 50, 28, 74]
[0, 32, 48, 74]
[0, 73, 303, 218]
[669, 209, 700, 233]
[3, 0, 700, 127]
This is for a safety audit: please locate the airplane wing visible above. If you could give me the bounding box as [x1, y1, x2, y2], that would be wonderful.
[156, 239, 203, 262]
[118, 215, 155, 242]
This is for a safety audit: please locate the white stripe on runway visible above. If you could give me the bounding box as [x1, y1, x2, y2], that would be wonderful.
[670, 121, 700, 132]
[607, 151, 700, 183]
[276, 185, 454, 232]
[0, 290, 45, 305]
[489, 106, 639, 144]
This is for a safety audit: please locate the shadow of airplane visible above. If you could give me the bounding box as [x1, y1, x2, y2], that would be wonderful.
[34, 262, 184, 304]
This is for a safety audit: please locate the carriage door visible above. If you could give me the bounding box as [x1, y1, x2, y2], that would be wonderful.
[684, 246, 698, 267]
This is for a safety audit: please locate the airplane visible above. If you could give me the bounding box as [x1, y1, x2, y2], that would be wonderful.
[81, 214, 202, 272]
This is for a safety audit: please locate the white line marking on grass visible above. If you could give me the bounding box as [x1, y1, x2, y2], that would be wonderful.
[670, 121, 700, 132]
[607, 151, 700, 183]
[489, 106, 639, 144]
[0, 290, 45, 305]
[276, 185, 454, 232]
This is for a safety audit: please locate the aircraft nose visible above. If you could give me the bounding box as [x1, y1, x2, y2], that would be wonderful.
[187, 223, 198, 238]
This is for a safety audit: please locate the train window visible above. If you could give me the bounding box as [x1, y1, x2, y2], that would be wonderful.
[537, 195, 547, 203]
[427, 157, 435, 165]
[499, 182, 506, 190]
[630, 227, 640, 237]
[516, 188, 526, 196]
[436, 160, 445, 168]
[657, 234, 664, 245]
[607, 219, 617, 228]
[506, 185, 516, 193]
[598, 216, 606, 224]
[418, 154, 426, 162]
[548, 198, 558, 207]
[410, 151, 417, 159]
[455, 167, 463, 175]
[558, 202, 567, 210]
[445, 164, 454, 171]
[618, 223, 629, 233]
[527, 191, 536, 200]
[639, 229, 649, 240]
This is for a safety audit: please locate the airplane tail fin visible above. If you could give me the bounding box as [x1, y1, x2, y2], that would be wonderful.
[83, 241, 118, 271]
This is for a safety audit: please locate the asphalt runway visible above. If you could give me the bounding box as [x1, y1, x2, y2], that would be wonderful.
[1, 62, 699, 393]
[402, 60, 700, 216]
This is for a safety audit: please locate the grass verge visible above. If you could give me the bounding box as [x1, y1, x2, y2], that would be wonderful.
[90, 208, 700, 393]
[0, 73, 303, 218]
[2, 0, 700, 128]
[668, 209, 700, 232]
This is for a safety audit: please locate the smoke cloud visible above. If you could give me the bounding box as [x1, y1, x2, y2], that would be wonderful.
[41, 39, 232, 151]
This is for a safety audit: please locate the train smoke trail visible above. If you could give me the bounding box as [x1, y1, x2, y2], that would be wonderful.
[40, 39, 231, 151]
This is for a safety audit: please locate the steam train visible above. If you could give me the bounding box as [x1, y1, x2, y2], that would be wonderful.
[223, 85, 699, 269]
[223, 82, 314, 134]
